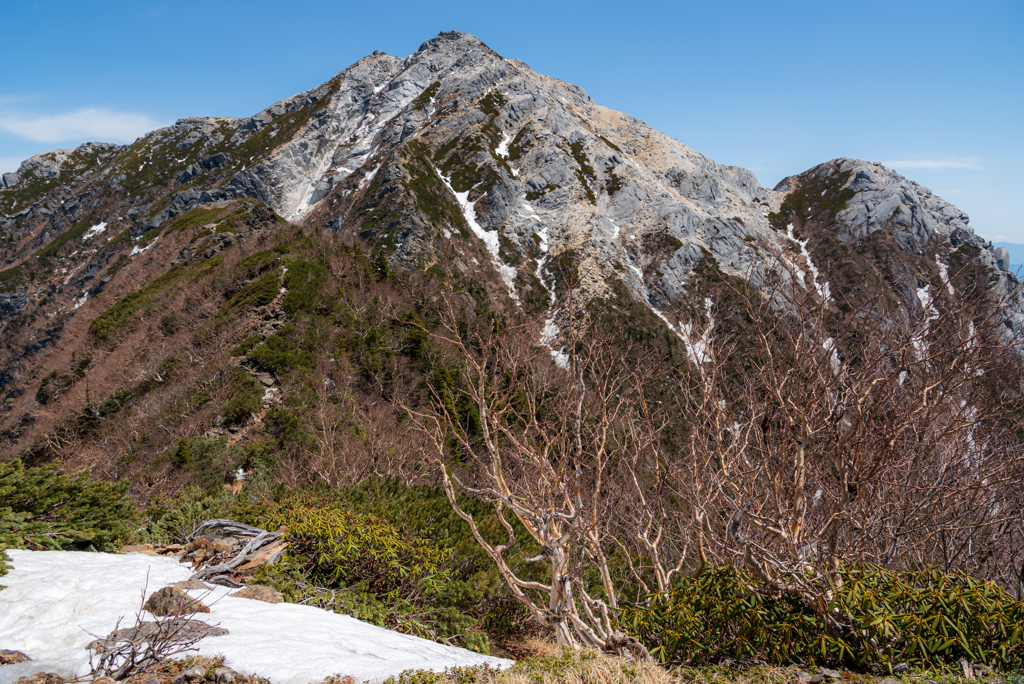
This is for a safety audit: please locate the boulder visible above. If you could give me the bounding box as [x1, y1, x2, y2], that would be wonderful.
[0, 649, 32, 664]
[88, 619, 228, 654]
[213, 667, 240, 684]
[143, 586, 211, 617]
[230, 585, 284, 603]
[0, 286, 29, 320]
[171, 665, 207, 684]
[996, 247, 1010, 271]
[13, 674, 66, 684]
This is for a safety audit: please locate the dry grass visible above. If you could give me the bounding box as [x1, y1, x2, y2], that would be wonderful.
[374, 647, 1020, 684]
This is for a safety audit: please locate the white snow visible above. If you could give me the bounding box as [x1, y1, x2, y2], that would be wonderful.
[913, 284, 940, 361]
[82, 222, 107, 242]
[130, 237, 158, 256]
[359, 165, 380, 190]
[627, 263, 715, 374]
[936, 254, 955, 296]
[495, 131, 513, 159]
[785, 224, 831, 301]
[436, 168, 519, 304]
[822, 337, 841, 375]
[72, 293, 88, 311]
[0, 550, 510, 684]
[678, 298, 715, 368]
[528, 210, 567, 367]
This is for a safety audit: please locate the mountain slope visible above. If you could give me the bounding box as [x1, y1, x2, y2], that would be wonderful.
[1, 30, 1019, 472]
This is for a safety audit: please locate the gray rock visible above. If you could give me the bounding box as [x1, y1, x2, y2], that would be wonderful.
[88, 620, 228, 655]
[0, 286, 29, 319]
[0, 649, 32, 665]
[143, 586, 210, 616]
[995, 247, 1010, 271]
[213, 667, 239, 684]
[171, 665, 208, 684]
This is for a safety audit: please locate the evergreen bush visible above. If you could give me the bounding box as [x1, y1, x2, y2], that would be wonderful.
[0, 459, 135, 574]
[619, 565, 1024, 672]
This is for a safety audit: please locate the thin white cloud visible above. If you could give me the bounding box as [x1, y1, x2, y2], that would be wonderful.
[0, 108, 161, 143]
[881, 158, 982, 170]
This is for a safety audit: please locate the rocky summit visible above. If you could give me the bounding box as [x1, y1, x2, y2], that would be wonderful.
[0, 30, 1019, 456]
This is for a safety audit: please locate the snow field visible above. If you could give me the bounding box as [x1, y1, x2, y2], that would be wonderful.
[0, 550, 510, 684]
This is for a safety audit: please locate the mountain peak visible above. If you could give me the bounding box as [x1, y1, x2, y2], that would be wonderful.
[2, 31, 1020, 384]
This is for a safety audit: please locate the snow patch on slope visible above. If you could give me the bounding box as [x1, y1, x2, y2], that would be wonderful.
[914, 284, 940, 360]
[130, 237, 158, 256]
[786, 224, 830, 301]
[627, 264, 714, 374]
[82, 222, 107, 242]
[0, 550, 510, 684]
[936, 254, 955, 296]
[436, 168, 520, 305]
[527, 200, 568, 368]
[495, 131, 513, 159]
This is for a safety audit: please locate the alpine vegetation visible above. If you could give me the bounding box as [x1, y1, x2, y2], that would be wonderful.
[1, 30, 1023, 684]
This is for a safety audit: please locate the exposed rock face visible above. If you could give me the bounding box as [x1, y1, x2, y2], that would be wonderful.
[0, 30, 1015, 361]
[0, 286, 28, 319]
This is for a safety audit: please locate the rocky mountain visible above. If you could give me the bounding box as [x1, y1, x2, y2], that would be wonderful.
[0, 30, 1019, 474]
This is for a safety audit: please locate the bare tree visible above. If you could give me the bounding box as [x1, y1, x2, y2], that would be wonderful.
[406, 260, 1024, 650]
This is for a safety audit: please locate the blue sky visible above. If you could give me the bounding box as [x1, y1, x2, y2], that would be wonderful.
[2, 0, 1021, 239]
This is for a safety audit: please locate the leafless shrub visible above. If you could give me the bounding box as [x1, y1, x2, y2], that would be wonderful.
[406, 261, 1024, 651]
[88, 579, 222, 680]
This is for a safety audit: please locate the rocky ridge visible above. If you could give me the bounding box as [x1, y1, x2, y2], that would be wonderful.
[0, 30, 1020, 409]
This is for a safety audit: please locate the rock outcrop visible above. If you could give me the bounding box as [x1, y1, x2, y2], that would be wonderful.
[0, 30, 1016, 368]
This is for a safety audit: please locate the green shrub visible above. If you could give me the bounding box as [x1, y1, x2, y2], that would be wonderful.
[619, 565, 1024, 672]
[142, 487, 235, 544]
[90, 266, 184, 340]
[0, 459, 135, 565]
[167, 206, 222, 233]
[411, 82, 441, 111]
[282, 259, 328, 315]
[235, 250, 279, 280]
[231, 335, 264, 356]
[247, 325, 313, 374]
[217, 269, 280, 318]
[36, 215, 95, 259]
[220, 368, 264, 426]
[169, 434, 227, 469]
[250, 495, 491, 650]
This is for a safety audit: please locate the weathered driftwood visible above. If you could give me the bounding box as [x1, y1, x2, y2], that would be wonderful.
[191, 519, 267, 539]
[188, 519, 284, 583]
